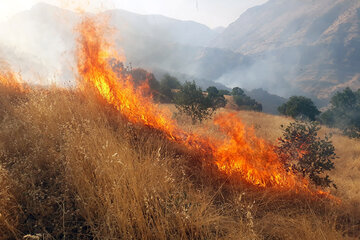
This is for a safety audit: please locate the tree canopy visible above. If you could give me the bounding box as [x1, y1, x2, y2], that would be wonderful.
[231, 87, 262, 112]
[278, 96, 320, 121]
[175, 82, 222, 124]
[320, 87, 360, 137]
[206, 86, 227, 109]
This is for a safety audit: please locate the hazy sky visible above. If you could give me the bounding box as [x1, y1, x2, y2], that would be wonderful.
[0, 0, 268, 28]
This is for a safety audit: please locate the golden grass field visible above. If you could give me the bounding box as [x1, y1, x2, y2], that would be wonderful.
[0, 85, 359, 239]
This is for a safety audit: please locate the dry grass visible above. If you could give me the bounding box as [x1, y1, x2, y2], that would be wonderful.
[0, 85, 359, 239]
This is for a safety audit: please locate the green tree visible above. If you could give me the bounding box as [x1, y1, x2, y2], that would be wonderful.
[231, 87, 245, 96]
[161, 74, 182, 89]
[218, 89, 231, 96]
[231, 87, 262, 112]
[206, 86, 227, 109]
[276, 121, 336, 188]
[278, 96, 320, 121]
[175, 82, 214, 124]
[320, 87, 360, 137]
[158, 74, 182, 103]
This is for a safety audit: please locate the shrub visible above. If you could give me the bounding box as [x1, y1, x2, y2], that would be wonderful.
[231, 87, 262, 112]
[158, 74, 182, 103]
[276, 121, 336, 188]
[278, 96, 320, 121]
[233, 95, 262, 112]
[231, 87, 245, 96]
[320, 87, 360, 138]
[175, 81, 214, 124]
[206, 86, 227, 109]
[160, 74, 182, 90]
[218, 89, 231, 96]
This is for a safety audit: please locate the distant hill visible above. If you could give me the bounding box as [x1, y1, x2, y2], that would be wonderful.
[213, 0, 360, 99]
[1, 1, 359, 103]
[103, 9, 217, 47]
[0, 3, 232, 89]
[245, 88, 287, 115]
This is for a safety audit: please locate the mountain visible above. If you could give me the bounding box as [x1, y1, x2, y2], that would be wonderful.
[0, 3, 232, 89]
[213, 0, 360, 99]
[1, 1, 359, 104]
[245, 88, 287, 114]
[103, 9, 217, 47]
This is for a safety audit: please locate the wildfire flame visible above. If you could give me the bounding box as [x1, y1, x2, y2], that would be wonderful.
[76, 16, 329, 195]
[0, 64, 27, 92]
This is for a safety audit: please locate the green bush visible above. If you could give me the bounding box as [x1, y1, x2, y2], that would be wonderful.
[231, 87, 262, 112]
[320, 87, 360, 138]
[276, 121, 336, 188]
[218, 89, 231, 96]
[175, 82, 214, 124]
[231, 87, 245, 96]
[206, 86, 227, 109]
[278, 96, 320, 121]
[158, 74, 182, 103]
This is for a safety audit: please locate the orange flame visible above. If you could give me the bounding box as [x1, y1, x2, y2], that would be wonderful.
[75, 17, 330, 195]
[0, 68, 27, 92]
[76, 17, 178, 138]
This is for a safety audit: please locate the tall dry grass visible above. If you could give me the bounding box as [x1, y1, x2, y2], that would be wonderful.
[0, 84, 359, 239]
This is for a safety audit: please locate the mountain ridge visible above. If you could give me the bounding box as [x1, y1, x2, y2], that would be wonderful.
[212, 0, 360, 100]
[1, 1, 358, 108]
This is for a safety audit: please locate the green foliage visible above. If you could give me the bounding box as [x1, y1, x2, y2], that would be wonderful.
[231, 87, 262, 112]
[231, 87, 245, 96]
[320, 87, 360, 138]
[278, 96, 320, 121]
[233, 95, 262, 112]
[158, 74, 182, 103]
[218, 89, 231, 96]
[276, 121, 336, 188]
[161, 74, 182, 89]
[175, 82, 214, 124]
[206, 86, 227, 109]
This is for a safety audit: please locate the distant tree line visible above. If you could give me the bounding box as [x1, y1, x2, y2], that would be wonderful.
[110, 59, 360, 136]
[110, 59, 262, 124]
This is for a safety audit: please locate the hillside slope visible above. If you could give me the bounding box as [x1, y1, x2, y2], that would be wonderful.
[213, 0, 360, 99]
[0, 81, 359, 238]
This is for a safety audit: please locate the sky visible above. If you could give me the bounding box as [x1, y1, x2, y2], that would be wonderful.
[0, 0, 268, 28]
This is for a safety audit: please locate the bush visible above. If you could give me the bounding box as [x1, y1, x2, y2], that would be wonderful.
[320, 87, 360, 138]
[276, 121, 336, 188]
[206, 86, 227, 109]
[218, 89, 231, 96]
[158, 74, 182, 103]
[160, 74, 182, 90]
[175, 81, 214, 124]
[278, 96, 320, 121]
[231, 87, 262, 112]
[231, 87, 245, 96]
